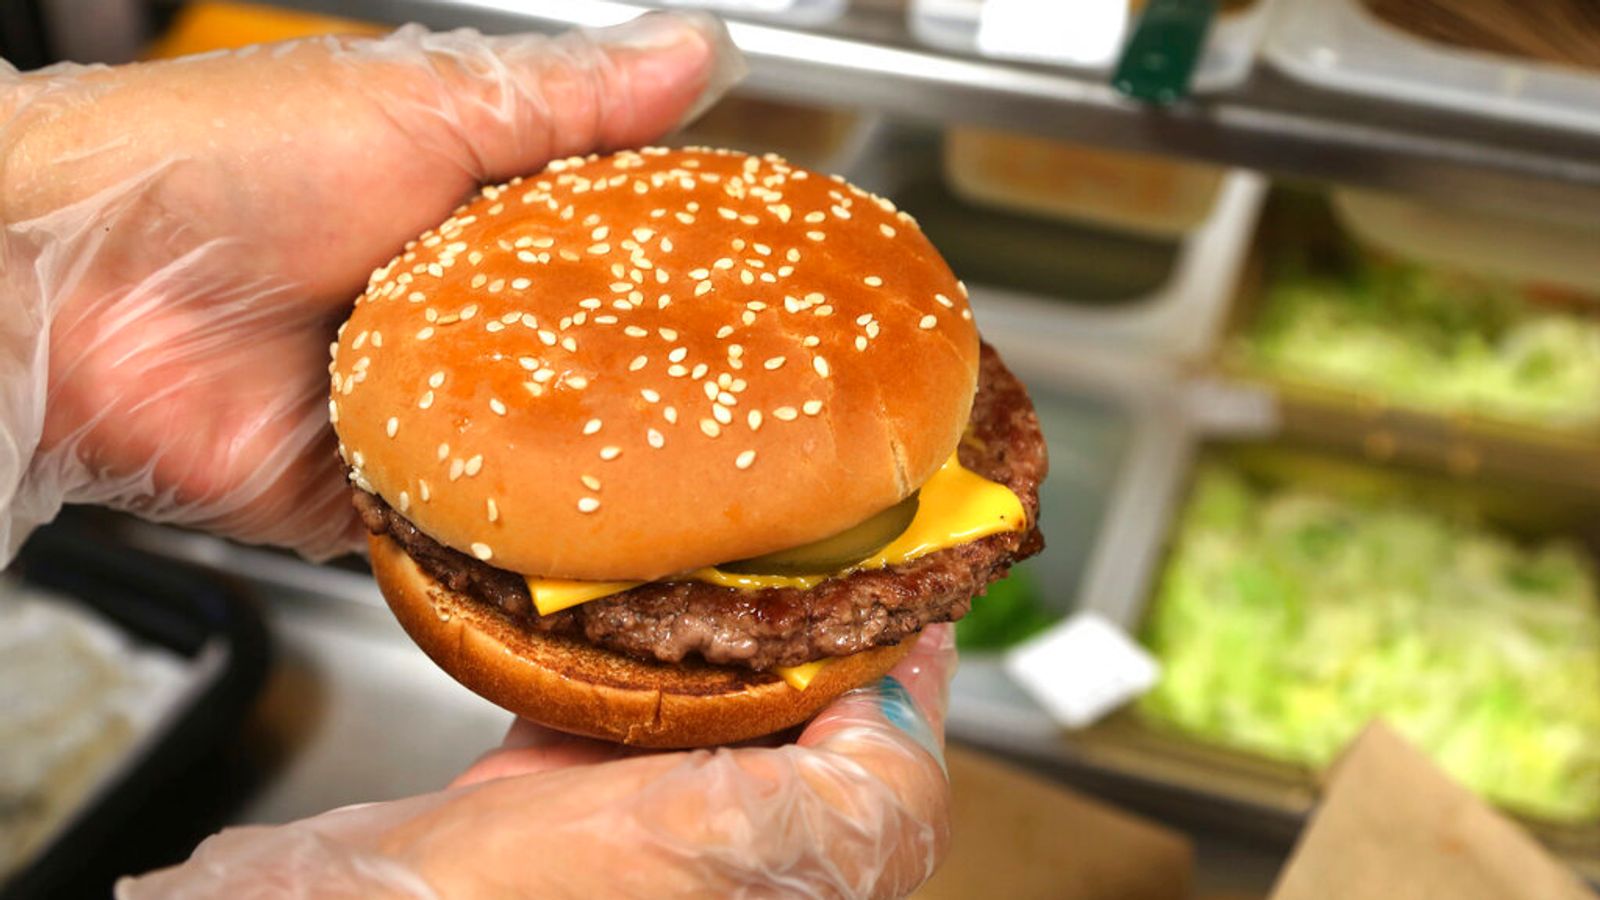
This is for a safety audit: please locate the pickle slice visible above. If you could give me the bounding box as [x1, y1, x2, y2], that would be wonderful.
[720, 493, 921, 577]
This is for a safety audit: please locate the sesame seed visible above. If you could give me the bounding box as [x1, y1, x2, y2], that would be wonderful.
[465, 455, 483, 476]
[855, 336, 868, 351]
[700, 419, 721, 438]
[803, 336, 821, 348]
[735, 450, 756, 470]
[774, 406, 798, 421]
[625, 326, 648, 338]
[804, 211, 825, 224]
[486, 499, 499, 522]
[398, 491, 410, 512]
[566, 375, 589, 390]
[429, 371, 446, 389]
[664, 406, 679, 424]
[919, 315, 937, 329]
[599, 446, 621, 461]
[747, 410, 763, 430]
[962, 308, 973, 320]
[667, 364, 687, 378]
[449, 458, 465, 481]
[328, 400, 340, 424]
[437, 443, 450, 461]
[577, 497, 601, 513]
[419, 480, 431, 502]
[713, 404, 733, 425]
[581, 474, 601, 491]
[419, 390, 434, 409]
[880, 223, 897, 237]
[695, 281, 712, 297]
[805, 231, 825, 242]
[471, 542, 493, 560]
[803, 400, 823, 415]
[511, 278, 531, 290]
[668, 347, 688, 363]
[935, 293, 954, 308]
[416, 327, 435, 341]
[386, 417, 399, 437]
[641, 389, 661, 403]
[813, 357, 831, 378]
[587, 243, 610, 255]
[864, 276, 883, 287]
[647, 428, 665, 448]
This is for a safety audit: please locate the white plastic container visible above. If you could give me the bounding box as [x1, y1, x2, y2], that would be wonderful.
[946, 168, 1267, 361]
[1332, 189, 1600, 296]
[1266, 0, 1600, 136]
[909, 0, 1280, 93]
[945, 333, 1195, 744]
[945, 127, 1227, 239]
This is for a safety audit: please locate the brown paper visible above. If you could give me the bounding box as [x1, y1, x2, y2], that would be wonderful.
[1270, 722, 1595, 900]
[913, 746, 1193, 900]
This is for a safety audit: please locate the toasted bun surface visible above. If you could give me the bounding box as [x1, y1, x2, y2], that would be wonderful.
[331, 147, 980, 580]
[370, 534, 914, 748]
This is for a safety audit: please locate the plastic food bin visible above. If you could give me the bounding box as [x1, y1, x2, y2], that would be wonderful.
[1211, 190, 1600, 494]
[1331, 189, 1600, 296]
[1080, 434, 1600, 876]
[909, 0, 1278, 93]
[1265, 0, 1600, 136]
[881, 130, 1265, 360]
[944, 128, 1226, 239]
[947, 331, 1193, 745]
[2, 522, 269, 897]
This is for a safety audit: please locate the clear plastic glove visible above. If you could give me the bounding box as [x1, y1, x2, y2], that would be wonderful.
[0, 11, 741, 563]
[120, 624, 956, 899]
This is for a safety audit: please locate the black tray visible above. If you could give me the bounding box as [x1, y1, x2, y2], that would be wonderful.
[1, 522, 270, 900]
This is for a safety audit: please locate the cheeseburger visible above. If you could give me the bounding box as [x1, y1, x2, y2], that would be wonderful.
[330, 147, 1046, 747]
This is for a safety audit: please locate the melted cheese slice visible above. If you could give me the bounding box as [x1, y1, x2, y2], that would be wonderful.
[774, 660, 829, 691]
[526, 454, 1027, 687]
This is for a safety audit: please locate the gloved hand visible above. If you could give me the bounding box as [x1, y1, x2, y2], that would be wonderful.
[0, 11, 740, 563]
[119, 624, 957, 899]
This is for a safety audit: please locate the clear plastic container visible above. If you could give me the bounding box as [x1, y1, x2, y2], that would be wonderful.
[1265, 0, 1600, 136]
[908, 0, 1279, 93]
[944, 128, 1226, 239]
[1095, 436, 1600, 870]
[946, 332, 1193, 743]
[1332, 189, 1600, 296]
[666, 94, 877, 176]
[879, 129, 1266, 360]
[1213, 190, 1600, 494]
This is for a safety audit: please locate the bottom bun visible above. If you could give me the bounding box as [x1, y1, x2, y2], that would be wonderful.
[370, 534, 915, 748]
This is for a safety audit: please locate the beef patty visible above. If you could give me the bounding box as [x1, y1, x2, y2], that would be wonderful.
[355, 342, 1047, 671]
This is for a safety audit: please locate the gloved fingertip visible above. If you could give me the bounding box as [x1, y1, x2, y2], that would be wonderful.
[874, 674, 946, 773]
[584, 10, 746, 130]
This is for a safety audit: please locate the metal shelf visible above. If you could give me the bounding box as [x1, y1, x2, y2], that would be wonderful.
[260, 0, 1600, 217]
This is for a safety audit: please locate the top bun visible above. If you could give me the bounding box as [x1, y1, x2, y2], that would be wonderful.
[330, 147, 979, 580]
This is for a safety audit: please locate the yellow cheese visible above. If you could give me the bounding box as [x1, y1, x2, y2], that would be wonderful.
[526, 453, 1026, 615]
[531, 578, 645, 615]
[775, 659, 829, 691]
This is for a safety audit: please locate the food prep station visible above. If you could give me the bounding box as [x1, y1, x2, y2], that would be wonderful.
[6, 0, 1600, 894]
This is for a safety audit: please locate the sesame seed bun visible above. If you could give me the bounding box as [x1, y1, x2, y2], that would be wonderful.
[330, 147, 979, 580]
[369, 533, 914, 748]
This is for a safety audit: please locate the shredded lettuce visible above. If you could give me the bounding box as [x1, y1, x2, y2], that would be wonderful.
[1140, 464, 1600, 822]
[1245, 254, 1600, 429]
